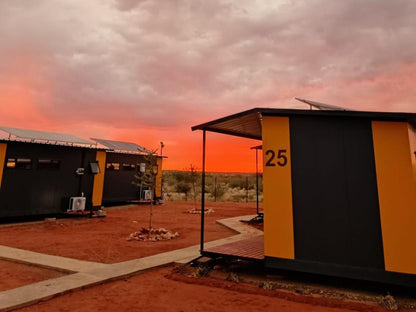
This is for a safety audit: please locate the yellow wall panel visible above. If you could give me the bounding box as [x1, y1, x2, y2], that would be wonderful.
[262, 116, 294, 259]
[0, 143, 7, 189]
[92, 151, 106, 207]
[372, 121, 416, 274]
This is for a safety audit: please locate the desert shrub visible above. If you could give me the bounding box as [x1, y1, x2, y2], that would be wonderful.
[226, 272, 240, 283]
[175, 181, 192, 200]
[260, 281, 275, 290]
[162, 171, 263, 202]
[206, 177, 227, 201]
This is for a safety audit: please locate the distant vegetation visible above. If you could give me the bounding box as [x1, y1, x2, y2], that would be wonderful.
[162, 169, 263, 202]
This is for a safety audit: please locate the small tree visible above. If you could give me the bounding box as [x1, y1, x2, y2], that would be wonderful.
[132, 152, 158, 229]
[171, 165, 200, 201]
[176, 181, 191, 200]
[188, 164, 199, 202]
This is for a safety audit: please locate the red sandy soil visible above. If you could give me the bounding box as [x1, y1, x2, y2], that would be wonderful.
[0, 259, 65, 291]
[0, 201, 257, 263]
[2, 201, 413, 311]
[17, 265, 366, 312]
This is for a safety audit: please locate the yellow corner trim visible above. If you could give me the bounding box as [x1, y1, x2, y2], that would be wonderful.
[262, 116, 294, 259]
[92, 151, 106, 207]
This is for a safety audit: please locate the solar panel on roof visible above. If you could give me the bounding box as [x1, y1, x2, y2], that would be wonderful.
[0, 127, 94, 145]
[295, 98, 353, 111]
[91, 138, 152, 154]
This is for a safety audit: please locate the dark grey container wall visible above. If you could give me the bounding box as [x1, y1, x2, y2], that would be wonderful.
[0, 141, 95, 218]
[289, 116, 385, 269]
[102, 153, 146, 205]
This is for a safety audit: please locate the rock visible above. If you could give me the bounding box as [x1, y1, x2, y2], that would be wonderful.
[379, 295, 398, 310]
[127, 227, 180, 242]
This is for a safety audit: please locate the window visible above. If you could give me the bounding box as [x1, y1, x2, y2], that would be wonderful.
[38, 159, 60, 170]
[7, 158, 32, 169]
[122, 163, 136, 171]
[6, 158, 16, 168]
[106, 162, 120, 171]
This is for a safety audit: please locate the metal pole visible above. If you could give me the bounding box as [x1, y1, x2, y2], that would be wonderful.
[160, 141, 164, 199]
[256, 147, 259, 215]
[200, 131, 206, 253]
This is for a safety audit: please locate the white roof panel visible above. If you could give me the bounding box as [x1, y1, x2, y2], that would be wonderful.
[0, 127, 94, 146]
[295, 98, 354, 111]
[91, 138, 152, 154]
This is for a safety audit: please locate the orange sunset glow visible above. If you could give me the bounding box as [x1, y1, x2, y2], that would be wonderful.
[1, 1, 416, 172]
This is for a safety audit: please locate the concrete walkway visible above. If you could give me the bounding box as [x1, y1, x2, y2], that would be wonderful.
[0, 215, 263, 312]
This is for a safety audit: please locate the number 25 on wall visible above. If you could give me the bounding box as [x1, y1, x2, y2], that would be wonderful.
[265, 149, 288, 167]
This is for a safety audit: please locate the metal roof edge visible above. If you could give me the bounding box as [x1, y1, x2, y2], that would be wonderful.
[0, 138, 104, 150]
[104, 149, 152, 156]
[90, 138, 154, 155]
[260, 108, 416, 117]
[259, 109, 416, 126]
[191, 107, 263, 131]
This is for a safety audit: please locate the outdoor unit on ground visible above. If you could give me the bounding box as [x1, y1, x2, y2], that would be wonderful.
[68, 197, 86, 212]
[143, 190, 152, 200]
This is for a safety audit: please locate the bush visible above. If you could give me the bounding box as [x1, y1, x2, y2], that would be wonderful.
[163, 171, 263, 202]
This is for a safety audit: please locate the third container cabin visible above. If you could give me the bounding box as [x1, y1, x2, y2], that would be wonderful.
[91, 138, 163, 205]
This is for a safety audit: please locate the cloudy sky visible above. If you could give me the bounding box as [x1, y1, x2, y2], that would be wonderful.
[1, 0, 415, 171]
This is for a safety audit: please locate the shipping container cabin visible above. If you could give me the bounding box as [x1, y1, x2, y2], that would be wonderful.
[91, 138, 163, 205]
[192, 104, 416, 286]
[0, 127, 105, 220]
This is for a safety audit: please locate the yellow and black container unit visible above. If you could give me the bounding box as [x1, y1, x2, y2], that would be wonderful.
[0, 129, 162, 219]
[193, 107, 416, 286]
[91, 138, 163, 205]
[0, 127, 105, 219]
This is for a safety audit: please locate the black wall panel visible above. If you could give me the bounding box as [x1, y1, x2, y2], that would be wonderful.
[102, 153, 145, 204]
[290, 116, 384, 269]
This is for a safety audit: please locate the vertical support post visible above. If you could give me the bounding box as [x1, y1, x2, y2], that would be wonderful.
[160, 141, 164, 200]
[255, 147, 259, 215]
[214, 176, 217, 202]
[200, 130, 206, 253]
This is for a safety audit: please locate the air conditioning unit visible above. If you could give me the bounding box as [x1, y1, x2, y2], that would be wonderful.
[143, 190, 152, 200]
[68, 197, 86, 212]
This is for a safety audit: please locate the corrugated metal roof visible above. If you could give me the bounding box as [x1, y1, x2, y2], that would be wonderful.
[0, 127, 95, 146]
[91, 138, 152, 154]
[192, 109, 263, 140]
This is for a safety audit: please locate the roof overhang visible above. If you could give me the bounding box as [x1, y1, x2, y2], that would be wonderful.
[191, 108, 264, 140]
[192, 108, 416, 140]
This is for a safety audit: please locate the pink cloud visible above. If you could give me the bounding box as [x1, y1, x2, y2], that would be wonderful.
[0, 0, 415, 171]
